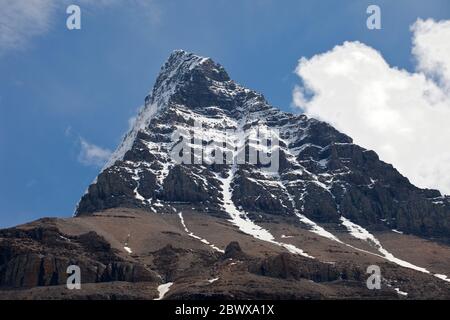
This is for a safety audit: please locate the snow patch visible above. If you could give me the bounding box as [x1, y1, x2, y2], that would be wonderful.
[340, 217, 430, 273]
[123, 246, 132, 254]
[59, 235, 71, 242]
[277, 179, 342, 243]
[155, 282, 174, 300]
[297, 213, 342, 243]
[104, 103, 158, 170]
[394, 288, 408, 296]
[131, 169, 147, 203]
[434, 274, 450, 283]
[215, 167, 313, 258]
[208, 277, 219, 284]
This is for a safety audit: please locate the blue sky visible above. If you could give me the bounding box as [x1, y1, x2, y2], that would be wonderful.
[1, 0, 449, 228]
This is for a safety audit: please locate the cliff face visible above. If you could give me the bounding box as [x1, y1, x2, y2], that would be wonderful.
[0, 218, 158, 289]
[76, 50, 450, 241]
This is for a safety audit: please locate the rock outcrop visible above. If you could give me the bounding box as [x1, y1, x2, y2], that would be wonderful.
[0, 219, 158, 289]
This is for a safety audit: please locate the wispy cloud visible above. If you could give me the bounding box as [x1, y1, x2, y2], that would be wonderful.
[64, 125, 73, 137]
[293, 18, 450, 195]
[0, 0, 57, 54]
[77, 138, 111, 167]
[0, 0, 160, 56]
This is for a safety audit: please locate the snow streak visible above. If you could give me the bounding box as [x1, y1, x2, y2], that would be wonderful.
[215, 166, 313, 258]
[340, 216, 450, 283]
[178, 212, 224, 253]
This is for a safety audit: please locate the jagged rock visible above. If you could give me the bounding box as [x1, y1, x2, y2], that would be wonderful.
[249, 252, 341, 282]
[0, 224, 158, 289]
[222, 241, 248, 260]
[73, 50, 450, 241]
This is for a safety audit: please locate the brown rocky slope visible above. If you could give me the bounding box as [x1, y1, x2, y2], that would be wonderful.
[1, 208, 449, 299]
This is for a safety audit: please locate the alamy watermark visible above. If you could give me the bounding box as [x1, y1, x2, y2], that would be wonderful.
[169, 120, 280, 172]
[366, 265, 381, 290]
[66, 5, 81, 30]
[366, 5, 381, 30]
[66, 265, 81, 290]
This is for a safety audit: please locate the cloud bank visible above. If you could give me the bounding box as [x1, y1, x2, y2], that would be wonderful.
[293, 19, 450, 195]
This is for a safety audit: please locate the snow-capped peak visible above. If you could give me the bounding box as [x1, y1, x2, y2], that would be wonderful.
[103, 50, 230, 170]
[77, 51, 450, 259]
[147, 50, 229, 106]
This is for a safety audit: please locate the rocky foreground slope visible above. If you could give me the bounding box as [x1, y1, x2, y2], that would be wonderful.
[1, 208, 450, 299]
[1, 51, 450, 299]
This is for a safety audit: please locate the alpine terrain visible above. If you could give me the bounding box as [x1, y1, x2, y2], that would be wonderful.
[1, 50, 450, 299]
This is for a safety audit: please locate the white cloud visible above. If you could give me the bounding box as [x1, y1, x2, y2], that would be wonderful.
[412, 19, 450, 91]
[0, 0, 159, 56]
[78, 138, 111, 167]
[293, 18, 450, 195]
[128, 116, 137, 130]
[0, 0, 56, 54]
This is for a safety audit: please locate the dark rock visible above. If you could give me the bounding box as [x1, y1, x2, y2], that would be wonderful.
[0, 225, 158, 289]
[222, 241, 248, 260]
[249, 252, 341, 282]
[74, 50, 450, 241]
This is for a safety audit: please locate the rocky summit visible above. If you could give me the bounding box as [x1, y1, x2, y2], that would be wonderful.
[1, 50, 450, 300]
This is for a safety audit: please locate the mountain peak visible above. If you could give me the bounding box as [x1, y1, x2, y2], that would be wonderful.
[165, 49, 209, 72]
[146, 50, 230, 107]
[76, 52, 450, 248]
[165, 49, 229, 82]
[101, 50, 233, 172]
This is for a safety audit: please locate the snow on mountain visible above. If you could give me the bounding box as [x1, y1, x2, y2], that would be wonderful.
[2, 50, 450, 299]
[75, 50, 450, 277]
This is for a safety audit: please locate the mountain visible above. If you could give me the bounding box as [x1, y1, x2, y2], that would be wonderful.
[1, 50, 450, 299]
[76, 50, 450, 240]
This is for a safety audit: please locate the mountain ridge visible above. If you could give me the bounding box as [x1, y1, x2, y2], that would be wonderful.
[2, 50, 450, 300]
[75, 50, 450, 242]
